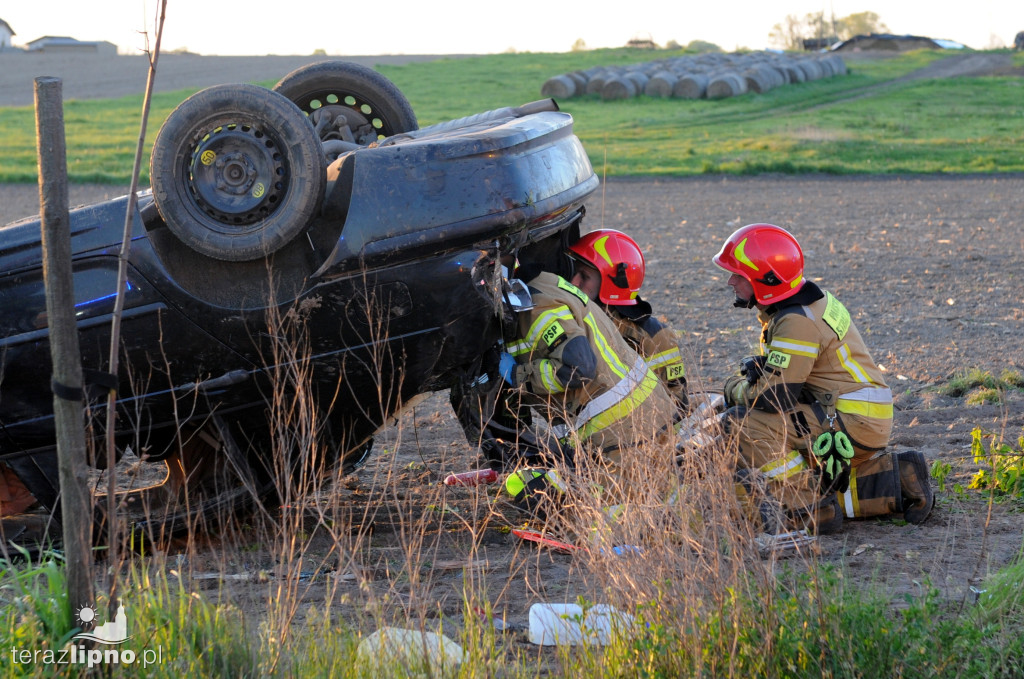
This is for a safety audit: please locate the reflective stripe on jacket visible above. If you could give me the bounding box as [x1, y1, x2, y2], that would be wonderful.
[511, 271, 676, 451]
[609, 307, 688, 413]
[735, 282, 892, 425]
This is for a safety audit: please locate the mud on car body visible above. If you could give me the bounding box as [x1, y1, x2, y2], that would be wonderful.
[0, 62, 597, 538]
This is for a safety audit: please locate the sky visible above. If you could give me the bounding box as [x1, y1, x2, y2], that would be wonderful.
[1, 1, 1020, 56]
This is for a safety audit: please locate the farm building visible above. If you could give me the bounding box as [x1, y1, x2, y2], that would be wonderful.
[831, 33, 965, 52]
[0, 18, 14, 51]
[25, 36, 117, 55]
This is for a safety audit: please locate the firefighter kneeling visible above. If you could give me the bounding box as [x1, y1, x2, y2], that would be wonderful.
[495, 249, 680, 538]
[712, 223, 933, 534]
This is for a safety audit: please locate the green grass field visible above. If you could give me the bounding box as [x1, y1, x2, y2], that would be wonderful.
[1, 48, 1022, 183]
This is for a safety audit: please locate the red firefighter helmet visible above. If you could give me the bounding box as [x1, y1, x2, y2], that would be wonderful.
[568, 229, 645, 305]
[712, 223, 805, 305]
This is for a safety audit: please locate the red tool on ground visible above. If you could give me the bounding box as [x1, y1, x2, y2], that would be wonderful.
[511, 528, 581, 552]
[443, 468, 499, 487]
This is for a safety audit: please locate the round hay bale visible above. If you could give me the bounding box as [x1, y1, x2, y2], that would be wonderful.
[707, 72, 747, 99]
[541, 74, 576, 99]
[824, 54, 847, 76]
[601, 76, 638, 101]
[567, 71, 589, 91]
[644, 71, 678, 98]
[782, 64, 806, 83]
[673, 73, 709, 99]
[766, 65, 787, 87]
[797, 59, 825, 81]
[625, 71, 649, 90]
[585, 75, 608, 95]
[744, 68, 775, 94]
[585, 75, 606, 94]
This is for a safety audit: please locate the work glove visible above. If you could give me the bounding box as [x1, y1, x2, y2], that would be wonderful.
[740, 355, 767, 384]
[812, 430, 854, 493]
[498, 351, 517, 386]
[504, 467, 566, 518]
[723, 374, 747, 408]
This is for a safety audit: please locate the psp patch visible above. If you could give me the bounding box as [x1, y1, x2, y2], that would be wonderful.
[541, 321, 566, 348]
[665, 363, 686, 381]
[766, 350, 791, 370]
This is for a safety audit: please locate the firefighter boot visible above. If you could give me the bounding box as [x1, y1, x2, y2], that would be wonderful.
[786, 493, 843, 535]
[734, 468, 786, 534]
[808, 493, 843, 535]
[896, 450, 934, 524]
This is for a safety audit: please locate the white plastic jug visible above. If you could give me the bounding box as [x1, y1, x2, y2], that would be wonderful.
[356, 627, 464, 675]
[527, 603, 634, 646]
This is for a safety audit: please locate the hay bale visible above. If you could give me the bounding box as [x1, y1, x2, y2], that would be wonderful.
[644, 71, 678, 98]
[744, 68, 775, 94]
[797, 59, 825, 81]
[541, 74, 576, 98]
[567, 71, 589, 91]
[781, 63, 806, 83]
[823, 54, 847, 76]
[585, 75, 608, 95]
[744, 64, 785, 93]
[707, 72, 747, 99]
[624, 70, 649, 90]
[673, 73, 709, 99]
[601, 76, 638, 100]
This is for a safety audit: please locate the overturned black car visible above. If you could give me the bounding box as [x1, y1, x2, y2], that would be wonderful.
[0, 62, 597, 537]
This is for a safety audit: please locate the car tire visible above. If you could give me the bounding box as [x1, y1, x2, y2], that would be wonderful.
[150, 83, 326, 262]
[273, 60, 418, 145]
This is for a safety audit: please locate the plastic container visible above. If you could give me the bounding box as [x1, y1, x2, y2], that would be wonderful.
[527, 603, 634, 646]
[356, 627, 464, 674]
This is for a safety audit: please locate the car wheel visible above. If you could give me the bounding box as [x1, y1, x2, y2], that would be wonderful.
[150, 83, 326, 262]
[272, 60, 418, 147]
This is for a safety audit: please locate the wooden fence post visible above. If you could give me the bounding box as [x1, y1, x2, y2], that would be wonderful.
[35, 76, 94, 620]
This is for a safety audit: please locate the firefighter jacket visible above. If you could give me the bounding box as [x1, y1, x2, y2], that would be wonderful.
[607, 297, 688, 416]
[726, 281, 893, 446]
[507, 271, 677, 455]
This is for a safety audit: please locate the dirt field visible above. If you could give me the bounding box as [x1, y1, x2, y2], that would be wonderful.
[0, 52, 460, 108]
[2, 52, 1023, 647]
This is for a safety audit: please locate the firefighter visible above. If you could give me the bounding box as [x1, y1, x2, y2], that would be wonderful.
[566, 229, 690, 417]
[712, 223, 933, 533]
[497, 254, 679, 519]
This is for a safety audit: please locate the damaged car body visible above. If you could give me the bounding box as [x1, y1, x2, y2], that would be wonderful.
[0, 62, 597, 539]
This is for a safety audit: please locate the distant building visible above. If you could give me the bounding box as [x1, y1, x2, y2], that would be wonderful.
[626, 33, 658, 49]
[802, 37, 839, 51]
[25, 36, 117, 55]
[0, 18, 15, 51]
[831, 33, 965, 52]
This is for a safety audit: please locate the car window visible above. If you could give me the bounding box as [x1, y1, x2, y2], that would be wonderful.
[0, 262, 142, 338]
